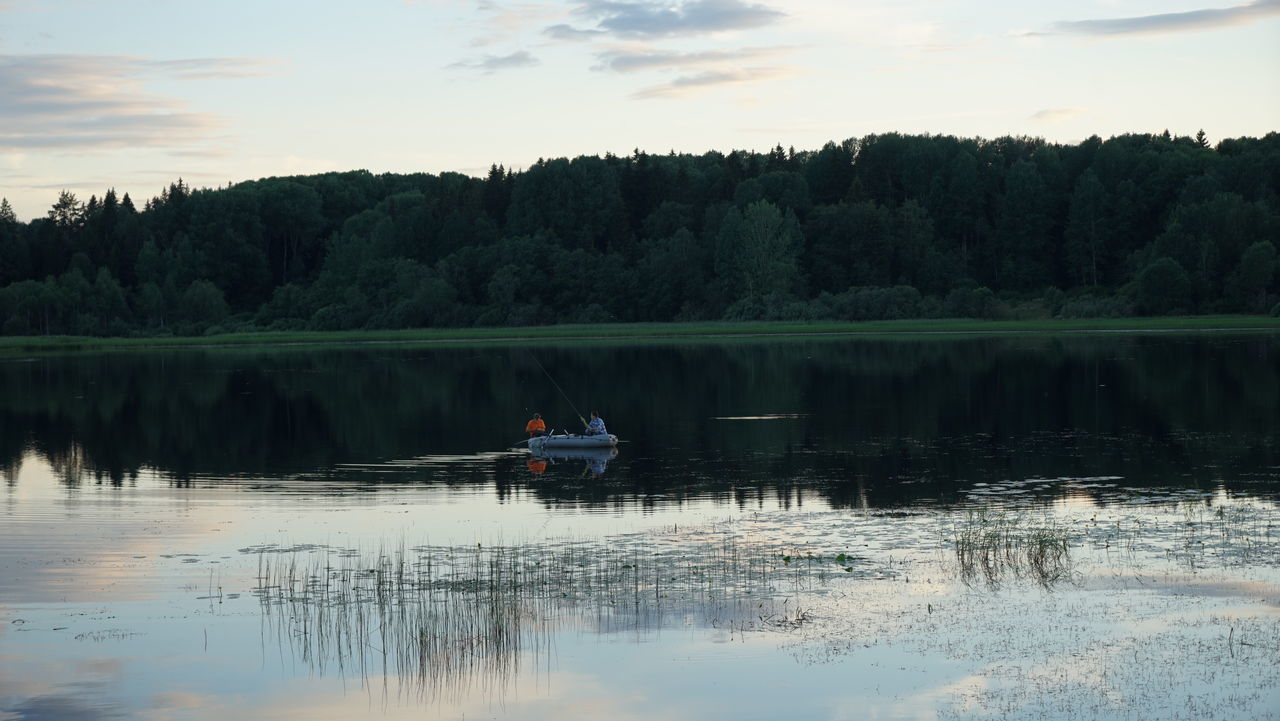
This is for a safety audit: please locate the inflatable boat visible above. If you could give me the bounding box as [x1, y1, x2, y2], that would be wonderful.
[530, 446, 618, 462]
[527, 433, 619, 453]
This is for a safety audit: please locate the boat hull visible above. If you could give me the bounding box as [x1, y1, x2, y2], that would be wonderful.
[528, 434, 618, 453]
[531, 447, 618, 462]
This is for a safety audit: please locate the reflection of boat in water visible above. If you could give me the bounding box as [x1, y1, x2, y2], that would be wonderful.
[527, 434, 618, 454]
[530, 446, 617, 477]
[530, 446, 618, 462]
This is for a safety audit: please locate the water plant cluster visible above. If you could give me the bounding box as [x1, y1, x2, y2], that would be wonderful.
[248, 496, 1280, 711]
[947, 510, 1075, 587]
[253, 531, 859, 700]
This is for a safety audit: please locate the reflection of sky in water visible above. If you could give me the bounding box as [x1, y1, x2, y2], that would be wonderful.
[3, 449, 1280, 720]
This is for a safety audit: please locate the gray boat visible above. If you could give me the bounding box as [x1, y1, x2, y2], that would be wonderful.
[528, 433, 619, 453]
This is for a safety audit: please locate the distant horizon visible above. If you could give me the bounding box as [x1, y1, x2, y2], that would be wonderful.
[1, 127, 1260, 222]
[3, 0, 1277, 221]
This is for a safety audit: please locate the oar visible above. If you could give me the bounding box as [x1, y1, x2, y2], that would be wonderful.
[515, 429, 560, 450]
[511, 430, 550, 448]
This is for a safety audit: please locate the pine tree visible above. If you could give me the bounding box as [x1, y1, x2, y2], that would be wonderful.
[48, 190, 85, 228]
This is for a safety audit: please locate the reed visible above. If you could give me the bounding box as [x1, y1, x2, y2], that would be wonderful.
[253, 531, 849, 702]
[949, 510, 1074, 587]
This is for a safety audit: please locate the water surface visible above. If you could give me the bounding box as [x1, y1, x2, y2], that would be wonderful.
[1, 334, 1277, 720]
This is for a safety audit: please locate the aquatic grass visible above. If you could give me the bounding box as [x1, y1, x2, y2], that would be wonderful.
[949, 509, 1076, 588]
[252, 530, 861, 702]
[1073, 499, 1280, 573]
[241, 500, 1280, 715]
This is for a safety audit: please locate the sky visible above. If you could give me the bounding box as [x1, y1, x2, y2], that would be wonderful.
[0, 0, 1277, 220]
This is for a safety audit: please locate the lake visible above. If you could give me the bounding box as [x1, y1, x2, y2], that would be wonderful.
[1, 333, 1278, 720]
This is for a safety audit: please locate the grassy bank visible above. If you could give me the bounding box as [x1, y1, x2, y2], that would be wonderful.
[1, 315, 1278, 353]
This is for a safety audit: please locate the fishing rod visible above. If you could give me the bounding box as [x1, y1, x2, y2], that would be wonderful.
[527, 351, 588, 428]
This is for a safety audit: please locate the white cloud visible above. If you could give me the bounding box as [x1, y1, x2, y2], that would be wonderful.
[560, 0, 786, 39]
[632, 65, 795, 99]
[593, 44, 792, 73]
[469, 1, 565, 46]
[446, 49, 540, 72]
[1030, 107, 1089, 123]
[544, 23, 606, 41]
[1044, 0, 1280, 37]
[0, 54, 271, 152]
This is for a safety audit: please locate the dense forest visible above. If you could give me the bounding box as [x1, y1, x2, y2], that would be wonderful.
[1, 130, 1278, 336]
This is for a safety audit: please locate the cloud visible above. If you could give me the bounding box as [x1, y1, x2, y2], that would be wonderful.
[469, 1, 564, 46]
[593, 44, 790, 72]
[447, 50, 539, 72]
[561, 0, 785, 39]
[1030, 107, 1088, 123]
[146, 57, 279, 80]
[1043, 0, 1280, 37]
[632, 65, 792, 98]
[0, 54, 267, 152]
[544, 23, 607, 41]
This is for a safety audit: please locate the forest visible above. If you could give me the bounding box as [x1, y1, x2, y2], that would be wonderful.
[0, 130, 1278, 337]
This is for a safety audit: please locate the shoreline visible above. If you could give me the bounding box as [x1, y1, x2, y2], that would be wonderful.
[2, 316, 1278, 354]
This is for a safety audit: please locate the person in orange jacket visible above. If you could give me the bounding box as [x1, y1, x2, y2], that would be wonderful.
[525, 413, 548, 437]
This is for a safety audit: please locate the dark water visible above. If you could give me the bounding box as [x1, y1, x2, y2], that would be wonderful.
[1, 333, 1278, 721]
[3, 333, 1277, 504]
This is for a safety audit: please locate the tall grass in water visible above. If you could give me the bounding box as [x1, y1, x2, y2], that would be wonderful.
[949, 510, 1074, 588]
[254, 533, 841, 703]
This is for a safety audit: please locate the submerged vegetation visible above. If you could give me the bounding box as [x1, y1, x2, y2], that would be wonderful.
[248, 496, 1280, 712]
[948, 510, 1075, 588]
[2, 132, 1279, 338]
[252, 530, 861, 699]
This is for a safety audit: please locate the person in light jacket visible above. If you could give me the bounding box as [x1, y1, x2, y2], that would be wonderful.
[585, 411, 607, 436]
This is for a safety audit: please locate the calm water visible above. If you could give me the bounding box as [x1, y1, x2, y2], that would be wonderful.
[1, 334, 1278, 720]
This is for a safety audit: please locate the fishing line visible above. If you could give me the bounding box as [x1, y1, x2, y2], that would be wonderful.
[527, 351, 587, 428]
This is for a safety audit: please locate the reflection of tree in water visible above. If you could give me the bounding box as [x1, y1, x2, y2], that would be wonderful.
[0, 336, 1277, 501]
[252, 529, 857, 703]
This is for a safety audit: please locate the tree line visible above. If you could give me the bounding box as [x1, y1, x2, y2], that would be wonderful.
[1, 130, 1278, 336]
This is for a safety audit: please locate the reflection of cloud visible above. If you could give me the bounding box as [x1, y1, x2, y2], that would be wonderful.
[223, 671, 668, 721]
[1030, 107, 1088, 123]
[562, 0, 785, 39]
[593, 45, 789, 72]
[142, 691, 228, 721]
[1042, 0, 1280, 37]
[4, 692, 125, 721]
[0, 54, 271, 152]
[447, 50, 539, 72]
[0, 453, 244, 604]
[632, 66, 793, 99]
[76, 659, 125, 679]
